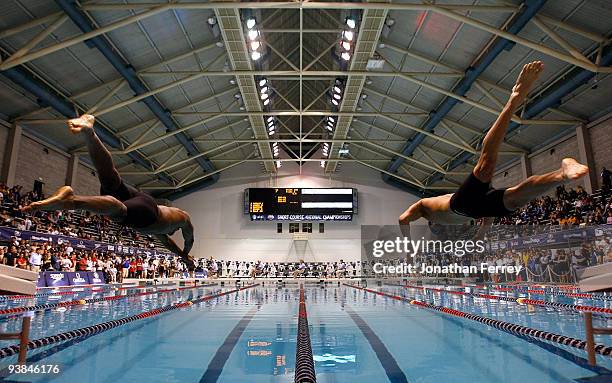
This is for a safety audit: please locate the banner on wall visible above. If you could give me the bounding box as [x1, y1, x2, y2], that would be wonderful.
[67, 272, 90, 286]
[0, 226, 174, 257]
[39, 271, 107, 287]
[43, 271, 70, 288]
[489, 225, 612, 251]
[250, 214, 353, 221]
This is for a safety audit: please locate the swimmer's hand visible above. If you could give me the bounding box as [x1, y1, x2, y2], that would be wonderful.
[182, 253, 196, 271]
[474, 217, 494, 240]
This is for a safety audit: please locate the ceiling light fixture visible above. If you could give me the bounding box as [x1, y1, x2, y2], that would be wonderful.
[247, 29, 259, 41]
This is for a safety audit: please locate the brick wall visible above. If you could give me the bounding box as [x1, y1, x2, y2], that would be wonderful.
[0, 125, 8, 172]
[75, 163, 100, 196]
[492, 115, 612, 192]
[492, 160, 523, 189]
[0, 122, 99, 196]
[530, 134, 583, 190]
[0, 114, 608, 198]
[589, 116, 612, 185]
[15, 135, 69, 196]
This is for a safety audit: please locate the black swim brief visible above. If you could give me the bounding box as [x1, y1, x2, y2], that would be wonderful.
[100, 181, 159, 228]
[449, 172, 514, 219]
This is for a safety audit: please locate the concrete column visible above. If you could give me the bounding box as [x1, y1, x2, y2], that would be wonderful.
[65, 154, 79, 188]
[519, 153, 532, 180]
[575, 123, 597, 193]
[0, 124, 22, 187]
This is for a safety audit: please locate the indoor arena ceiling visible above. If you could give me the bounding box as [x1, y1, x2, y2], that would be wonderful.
[0, 1, 611, 199]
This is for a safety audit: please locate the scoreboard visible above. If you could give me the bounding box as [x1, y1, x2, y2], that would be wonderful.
[245, 188, 357, 221]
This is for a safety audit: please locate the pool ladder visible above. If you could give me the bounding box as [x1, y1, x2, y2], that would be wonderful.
[584, 311, 612, 366]
[0, 312, 32, 363]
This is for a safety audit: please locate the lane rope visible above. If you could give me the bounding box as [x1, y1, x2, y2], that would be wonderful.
[294, 285, 316, 383]
[489, 283, 579, 291]
[0, 283, 216, 316]
[344, 284, 612, 357]
[490, 285, 612, 301]
[0, 284, 258, 359]
[1, 282, 177, 301]
[401, 284, 612, 315]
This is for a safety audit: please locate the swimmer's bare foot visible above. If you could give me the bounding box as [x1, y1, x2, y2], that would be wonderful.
[22, 186, 74, 212]
[560, 158, 589, 181]
[511, 61, 544, 104]
[67, 114, 95, 135]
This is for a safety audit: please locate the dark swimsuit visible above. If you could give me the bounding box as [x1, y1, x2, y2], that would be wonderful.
[100, 181, 159, 228]
[449, 172, 514, 219]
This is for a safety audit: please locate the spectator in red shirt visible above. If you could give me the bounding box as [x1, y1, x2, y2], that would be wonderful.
[129, 260, 136, 278]
[16, 253, 27, 269]
[78, 257, 88, 271]
[136, 258, 143, 278]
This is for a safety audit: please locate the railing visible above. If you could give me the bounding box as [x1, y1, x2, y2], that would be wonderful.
[0, 313, 32, 363]
[584, 312, 612, 366]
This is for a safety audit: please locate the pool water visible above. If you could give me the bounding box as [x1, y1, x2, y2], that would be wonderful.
[0, 283, 611, 382]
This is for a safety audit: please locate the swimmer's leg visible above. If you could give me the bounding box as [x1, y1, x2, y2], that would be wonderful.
[68, 114, 122, 191]
[23, 185, 127, 219]
[503, 158, 588, 211]
[473, 61, 544, 182]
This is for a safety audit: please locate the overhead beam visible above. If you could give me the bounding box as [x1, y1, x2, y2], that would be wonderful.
[385, 0, 547, 192]
[326, 2, 389, 172]
[0, 3, 172, 71]
[16, 41, 222, 120]
[0, 62, 175, 186]
[432, 5, 612, 73]
[148, 153, 255, 194]
[81, 3, 519, 12]
[55, 0, 218, 190]
[4, 2, 607, 73]
[214, 3, 276, 173]
[430, 44, 612, 186]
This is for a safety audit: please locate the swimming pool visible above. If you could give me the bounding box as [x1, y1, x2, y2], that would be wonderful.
[0, 282, 611, 382]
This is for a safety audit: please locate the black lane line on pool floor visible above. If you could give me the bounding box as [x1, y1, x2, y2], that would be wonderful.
[389, 288, 612, 376]
[199, 306, 259, 383]
[0, 289, 217, 381]
[385, 288, 612, 379]
[345, 306, 409, 383]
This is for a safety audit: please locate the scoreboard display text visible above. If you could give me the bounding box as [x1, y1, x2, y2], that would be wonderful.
[245, 188, 357, 221]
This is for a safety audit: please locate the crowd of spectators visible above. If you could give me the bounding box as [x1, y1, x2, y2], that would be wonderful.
[201, 259, 360, 279]
[0, 179, 611, 285]
[0, 183, 162, 249]
[496, 184, 612, 226]
[0, 236, 363, 281]
[399, 234, 612, 283]
[0, 236, 193, 283]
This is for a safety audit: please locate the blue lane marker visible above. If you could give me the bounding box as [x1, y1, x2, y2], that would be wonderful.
[345, 306, 409, 383]
[199, 306, 259, 383]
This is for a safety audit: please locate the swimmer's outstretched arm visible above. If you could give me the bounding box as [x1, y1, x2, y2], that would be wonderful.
[398, 200, 424, 240]
[155, 234, 184, 257]
[181, 219, 194, 256]
[474, 217, 494, 240]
